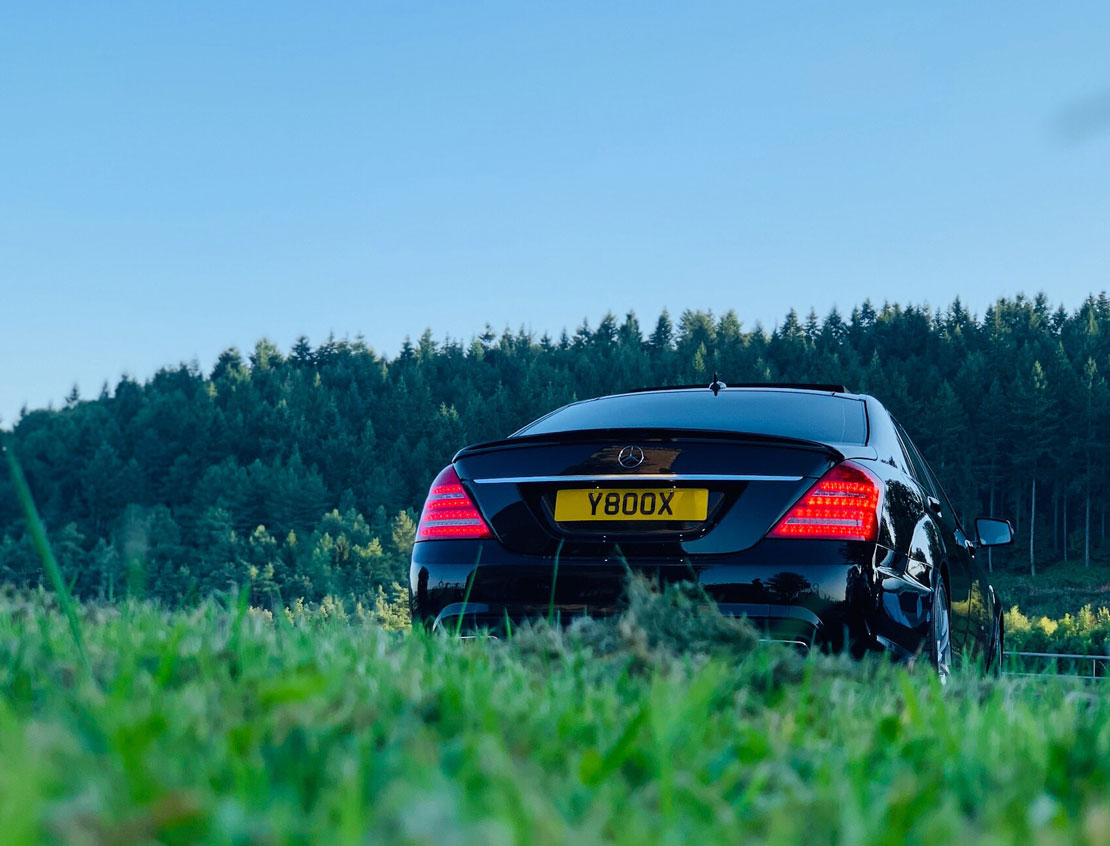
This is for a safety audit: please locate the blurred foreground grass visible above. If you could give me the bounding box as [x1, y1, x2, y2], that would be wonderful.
[0, 583, 1109, 845]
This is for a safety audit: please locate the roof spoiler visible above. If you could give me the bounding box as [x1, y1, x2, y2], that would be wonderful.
[624, 382, 850, 394]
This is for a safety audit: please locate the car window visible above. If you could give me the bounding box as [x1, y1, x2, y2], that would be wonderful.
[893, 422, 932, 490]
[515, 390, 869, 445]
[921, 459, 965, 534]
[895, 421, 965, 533]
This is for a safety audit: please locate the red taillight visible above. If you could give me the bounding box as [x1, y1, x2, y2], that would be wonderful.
[416, 465, 493, 540]
[768, 461, 883, 542]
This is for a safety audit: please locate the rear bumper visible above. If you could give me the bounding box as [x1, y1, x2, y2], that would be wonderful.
[410, 538, 933, 655]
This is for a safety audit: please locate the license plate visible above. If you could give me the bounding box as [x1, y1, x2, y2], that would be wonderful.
[553, 488, 708, 522]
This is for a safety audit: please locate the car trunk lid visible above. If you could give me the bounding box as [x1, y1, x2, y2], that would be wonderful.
[454, 428, 841, 557]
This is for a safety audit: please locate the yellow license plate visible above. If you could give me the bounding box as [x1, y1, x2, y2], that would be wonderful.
[554, 488, 708, 522]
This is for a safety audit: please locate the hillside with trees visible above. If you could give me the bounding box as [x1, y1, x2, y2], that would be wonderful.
[3, 293, 1110, 610]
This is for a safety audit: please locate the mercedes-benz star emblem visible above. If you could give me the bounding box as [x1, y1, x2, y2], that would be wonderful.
[618, 445, 645, 469]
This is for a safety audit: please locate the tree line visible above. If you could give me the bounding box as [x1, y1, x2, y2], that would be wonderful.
[2, 292, 1109, 609]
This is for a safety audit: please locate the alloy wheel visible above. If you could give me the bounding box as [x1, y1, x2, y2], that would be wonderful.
[933, 582, 952, 683]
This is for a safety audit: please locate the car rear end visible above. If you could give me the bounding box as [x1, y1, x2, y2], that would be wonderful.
[410, 388, 889, 650]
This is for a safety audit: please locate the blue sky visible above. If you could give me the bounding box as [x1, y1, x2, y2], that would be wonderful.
[2, 2, 1109, 425]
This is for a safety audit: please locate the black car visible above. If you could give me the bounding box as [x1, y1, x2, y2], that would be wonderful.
[409, 383, 1013, 674]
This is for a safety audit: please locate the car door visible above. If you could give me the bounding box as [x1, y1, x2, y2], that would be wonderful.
[894, 423, 975, 654]
[919, 460, 992, 655]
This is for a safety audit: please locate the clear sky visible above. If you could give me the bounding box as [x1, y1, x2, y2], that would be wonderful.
[2, 2, 1109, 425]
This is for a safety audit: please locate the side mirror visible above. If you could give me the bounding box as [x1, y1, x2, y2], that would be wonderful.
[976, 517, 1014, 547]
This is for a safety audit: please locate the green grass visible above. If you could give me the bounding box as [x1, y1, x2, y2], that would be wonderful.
[2, 586, 1110, 844]
[5, 446, 1110, 844]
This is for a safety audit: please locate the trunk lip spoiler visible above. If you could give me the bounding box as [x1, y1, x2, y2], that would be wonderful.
[470, 473, 805, 485]
[454, 427, 847, 462]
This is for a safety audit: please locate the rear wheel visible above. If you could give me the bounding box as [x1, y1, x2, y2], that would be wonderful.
[930, 580, 953, 683]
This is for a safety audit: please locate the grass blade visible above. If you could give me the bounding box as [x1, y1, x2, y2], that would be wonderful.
[454, 545, 482, 637]
[3, 440, 91, 677]
[547, 538, 564, 623]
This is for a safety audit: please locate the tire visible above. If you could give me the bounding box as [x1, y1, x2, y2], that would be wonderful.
[930, 579, 953, 683]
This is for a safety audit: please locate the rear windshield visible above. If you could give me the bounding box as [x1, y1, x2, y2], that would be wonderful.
[514, 390, 868, 445]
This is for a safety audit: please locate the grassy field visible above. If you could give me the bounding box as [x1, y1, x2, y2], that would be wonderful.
[5, 449, 1110, 843]
[1, 583, 1109, 845]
